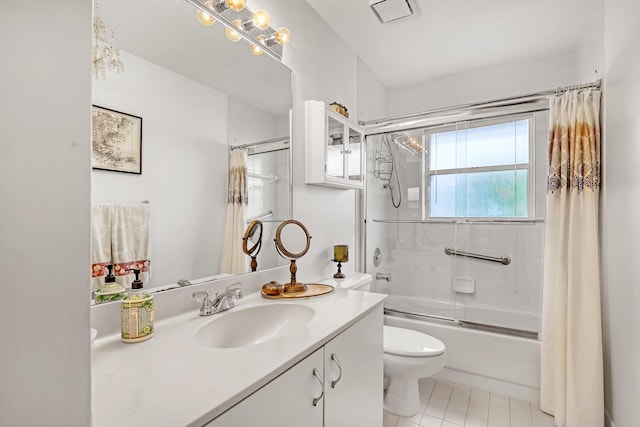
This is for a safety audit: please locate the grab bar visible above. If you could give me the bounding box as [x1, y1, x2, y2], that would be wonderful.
[444, 246, 511, 265]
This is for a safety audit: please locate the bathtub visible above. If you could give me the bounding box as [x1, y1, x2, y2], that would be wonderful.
[384, 306, 541, 404]
[385, 295, 541, 333]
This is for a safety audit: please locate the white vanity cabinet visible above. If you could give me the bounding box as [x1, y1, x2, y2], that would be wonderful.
[207, 306, 383, 427]
[305, 100, 365, 189]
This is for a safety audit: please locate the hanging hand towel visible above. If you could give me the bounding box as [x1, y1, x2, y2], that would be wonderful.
[91, 204, 112, 291]
[111, 203, 151, 288]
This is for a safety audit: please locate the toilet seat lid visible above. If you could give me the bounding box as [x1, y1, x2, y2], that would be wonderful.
[383, 325, 445, 357]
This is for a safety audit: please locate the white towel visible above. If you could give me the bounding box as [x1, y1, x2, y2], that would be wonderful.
[91, 204, 112, 291]
[111, 204, 151, 288]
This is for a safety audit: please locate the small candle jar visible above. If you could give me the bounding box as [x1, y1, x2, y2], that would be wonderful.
[334, 245, 349, 262]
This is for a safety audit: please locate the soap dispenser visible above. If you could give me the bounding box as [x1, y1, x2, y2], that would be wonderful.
[94, 264, 125, 304]
[120, 268, 154, 343]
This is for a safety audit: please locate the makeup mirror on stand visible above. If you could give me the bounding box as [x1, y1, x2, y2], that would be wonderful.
[242, 220, 263, 272]
[274, 220, 311, 293]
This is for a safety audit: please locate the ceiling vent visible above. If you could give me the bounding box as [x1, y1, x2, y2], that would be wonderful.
[369, 0, 415, 24]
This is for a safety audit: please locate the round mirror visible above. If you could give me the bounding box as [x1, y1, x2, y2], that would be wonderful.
[242, 220, 263, 272]
[274, 220, 311, 292]
[275, 220, 311, 259]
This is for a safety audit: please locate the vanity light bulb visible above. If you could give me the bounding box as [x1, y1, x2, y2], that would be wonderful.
[225, 0, 246, 12]
[196, 0, 216, 27]
[225, 19, 242, 42]
[252, 9, 271, 30]
[250, 35, 265, 56]
[274, 27, 291, 45]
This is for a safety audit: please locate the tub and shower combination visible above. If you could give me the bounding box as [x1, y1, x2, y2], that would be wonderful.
[362, 108, 549, 403]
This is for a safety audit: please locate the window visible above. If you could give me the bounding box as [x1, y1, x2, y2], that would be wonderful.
[427, 114, 533, 218]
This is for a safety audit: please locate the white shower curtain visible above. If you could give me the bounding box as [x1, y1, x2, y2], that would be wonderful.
[540, 89, 603, 427]
[220, 149, 247, 274]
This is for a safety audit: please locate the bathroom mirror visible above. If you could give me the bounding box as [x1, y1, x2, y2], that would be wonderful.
[91, 0, 292, 300]
[274, 220, 311, 292]
[242, 220, 263, 272]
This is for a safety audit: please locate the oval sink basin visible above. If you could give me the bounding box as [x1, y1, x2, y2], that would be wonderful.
[194, 303, 315, 349]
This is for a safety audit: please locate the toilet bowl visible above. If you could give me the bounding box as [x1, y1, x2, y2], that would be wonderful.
[320, 273, 447, 417]
[383, 325, 446, 416]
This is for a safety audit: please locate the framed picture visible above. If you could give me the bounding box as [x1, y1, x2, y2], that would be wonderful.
[91, 105, 142, 174]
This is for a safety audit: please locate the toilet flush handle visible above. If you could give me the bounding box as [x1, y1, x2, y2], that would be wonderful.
[376, 272, 391, 282]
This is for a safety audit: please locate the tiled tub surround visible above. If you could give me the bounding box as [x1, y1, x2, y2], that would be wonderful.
[384, 378, 554, 427]
[91, 268, 386, 426]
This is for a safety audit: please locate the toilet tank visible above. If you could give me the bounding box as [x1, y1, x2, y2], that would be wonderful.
[318, 273, 372, 291]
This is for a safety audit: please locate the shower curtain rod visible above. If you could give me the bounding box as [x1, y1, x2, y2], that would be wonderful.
[230, 136, 289, 151]
[360, 79, 602, 130]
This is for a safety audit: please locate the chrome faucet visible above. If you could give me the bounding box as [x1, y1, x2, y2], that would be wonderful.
[192, 283, 243, 316]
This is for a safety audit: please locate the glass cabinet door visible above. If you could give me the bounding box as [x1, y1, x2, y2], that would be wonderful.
[326, 114, 345, 180]
[347, 126, 363, 184]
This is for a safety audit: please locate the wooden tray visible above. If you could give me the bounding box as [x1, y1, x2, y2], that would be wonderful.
[261, 284, 334, 299]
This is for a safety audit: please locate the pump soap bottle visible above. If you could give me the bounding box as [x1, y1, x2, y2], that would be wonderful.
[94, 265, 125, 304]
[121, 269, 154, 343]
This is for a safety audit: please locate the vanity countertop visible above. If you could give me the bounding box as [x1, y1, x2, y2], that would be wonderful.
[91, 288, 386, 426]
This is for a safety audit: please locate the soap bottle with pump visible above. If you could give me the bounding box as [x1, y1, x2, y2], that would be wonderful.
[120, 268, 154, 343]
[94, 264, 125, 304]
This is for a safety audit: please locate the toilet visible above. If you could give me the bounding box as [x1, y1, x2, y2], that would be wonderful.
[383, 325, 445, 416]
[323, 273, 447, 417]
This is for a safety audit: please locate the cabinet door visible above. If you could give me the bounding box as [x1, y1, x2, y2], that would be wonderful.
[207, 349, 324, 427]
[324, 307, 384, 427]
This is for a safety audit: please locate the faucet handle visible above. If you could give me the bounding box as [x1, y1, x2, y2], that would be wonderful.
[227, 282, 244, 299]
[192, 290, 211, 305]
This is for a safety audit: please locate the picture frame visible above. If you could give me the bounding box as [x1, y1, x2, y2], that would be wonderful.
[91, 105, 142, 174]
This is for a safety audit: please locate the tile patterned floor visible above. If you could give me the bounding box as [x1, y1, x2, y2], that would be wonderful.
[383, 378, 555, 427]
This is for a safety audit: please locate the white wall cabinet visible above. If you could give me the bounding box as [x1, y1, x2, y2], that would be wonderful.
[207, 306, 383, 426]
[305, 100, 365, 189]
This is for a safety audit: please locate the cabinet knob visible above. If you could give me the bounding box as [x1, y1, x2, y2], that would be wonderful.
[312, 368, 324, 406]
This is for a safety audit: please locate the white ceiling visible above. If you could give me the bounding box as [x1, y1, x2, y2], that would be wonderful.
[305, 0, 598, 89]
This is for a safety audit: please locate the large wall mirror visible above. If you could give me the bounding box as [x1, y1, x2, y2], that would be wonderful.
[91, 0, 292, 300]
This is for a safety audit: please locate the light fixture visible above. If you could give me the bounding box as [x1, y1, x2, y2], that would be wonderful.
[251, 9, 271, 30]
[92, 3, 124, 79]
[265, 27, 291, 46]
[196, 0, 216, 26]
[187, 0, 291, 60]
[250, 35, 265, 56]
[225, 0, 246, 12]
[224, 19, 243, 42]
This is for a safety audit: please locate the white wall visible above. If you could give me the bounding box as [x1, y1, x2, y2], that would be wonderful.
[601, 0, 640, 425]
[388, 51, 577, 116]
[262, 1, 388, 282]
[0, 1, 92, 425]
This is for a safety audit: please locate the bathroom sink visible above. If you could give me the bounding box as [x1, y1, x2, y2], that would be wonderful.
[194, 303, 315, 349]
